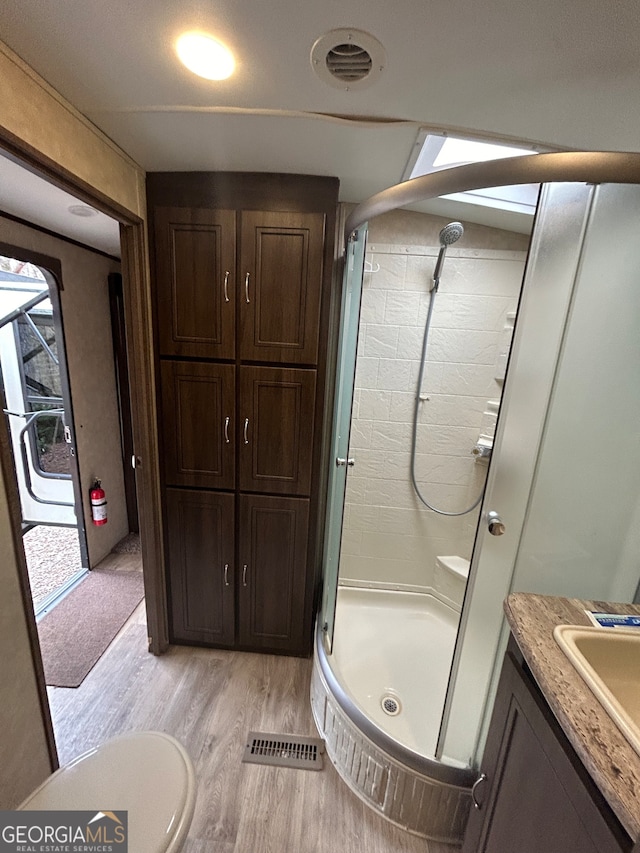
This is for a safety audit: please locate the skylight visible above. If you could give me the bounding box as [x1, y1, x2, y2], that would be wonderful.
[405, 132, 540, 216]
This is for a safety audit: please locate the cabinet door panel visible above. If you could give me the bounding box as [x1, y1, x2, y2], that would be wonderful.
[238, 494, 309, 653]
[463, 646, 628, 853]
[161, 361, 235, 489]
[166, 489, 235, 645]
[155, 207, 236, 358]
[239, 366, 315, 495]
[239, 211, 324, 364]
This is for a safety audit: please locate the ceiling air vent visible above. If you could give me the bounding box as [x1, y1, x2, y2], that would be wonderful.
[311, 29, 385, 91]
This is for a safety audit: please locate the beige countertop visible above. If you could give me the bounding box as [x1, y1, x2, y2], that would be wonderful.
[504, 592, 640, 841]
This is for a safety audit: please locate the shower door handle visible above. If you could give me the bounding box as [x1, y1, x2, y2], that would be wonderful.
[487, 511, 506, 536]
[471, 773, 487, 810]
[336, 457, 355, 467]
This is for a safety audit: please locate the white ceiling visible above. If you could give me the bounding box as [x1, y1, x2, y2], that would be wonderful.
[1, 0, 639, 251]
[0, 153, 121, 257]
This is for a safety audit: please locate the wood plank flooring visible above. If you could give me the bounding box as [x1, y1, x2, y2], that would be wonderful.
[48, 602, 460, 853]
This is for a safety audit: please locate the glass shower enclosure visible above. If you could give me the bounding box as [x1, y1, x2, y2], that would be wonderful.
[321, 225, 367, 652]
[319, 179, 640, 772]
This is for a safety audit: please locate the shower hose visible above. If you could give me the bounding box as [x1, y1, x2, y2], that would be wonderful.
[409, 281, 485, 517]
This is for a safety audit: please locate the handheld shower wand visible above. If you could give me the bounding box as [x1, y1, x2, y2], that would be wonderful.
[410, 220, 484, 516]
[432, 221, 464, 291]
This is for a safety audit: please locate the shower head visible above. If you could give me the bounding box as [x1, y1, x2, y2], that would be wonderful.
[439, 222, 464, 247]
[432, 222, 464, 291]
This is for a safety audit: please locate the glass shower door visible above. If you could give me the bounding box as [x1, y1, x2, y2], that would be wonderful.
[320, 225, 367, 652]
[440, 181, 640, 768]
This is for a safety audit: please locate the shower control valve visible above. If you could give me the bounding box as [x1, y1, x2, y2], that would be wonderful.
[336, 457, 355, 467]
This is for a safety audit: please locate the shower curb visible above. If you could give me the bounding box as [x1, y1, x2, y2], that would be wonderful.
[311, 640, 473, 843]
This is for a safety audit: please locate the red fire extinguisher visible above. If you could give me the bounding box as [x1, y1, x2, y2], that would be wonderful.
[90, 479, 108, 526]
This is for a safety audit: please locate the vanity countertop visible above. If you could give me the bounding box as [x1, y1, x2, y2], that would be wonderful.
[504, 593, 640, 841]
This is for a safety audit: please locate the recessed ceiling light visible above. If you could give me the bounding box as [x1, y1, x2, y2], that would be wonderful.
[176, 31, 235, 80]
[68, 204, 98, 217]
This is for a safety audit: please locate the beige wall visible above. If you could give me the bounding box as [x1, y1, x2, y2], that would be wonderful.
[368, 208, 530, 250]
[0, 38, 147, 802]
[0, 43, 145, 221]
[0, 216, 129, 564]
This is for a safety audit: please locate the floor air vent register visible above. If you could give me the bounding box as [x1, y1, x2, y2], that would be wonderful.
[243, 732, 325, 770]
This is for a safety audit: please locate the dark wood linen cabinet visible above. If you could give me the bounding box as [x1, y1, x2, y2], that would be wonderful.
[149, 173, 339, 656]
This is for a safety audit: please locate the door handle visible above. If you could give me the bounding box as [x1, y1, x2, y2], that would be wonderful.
[245, 272, 250, 304]
[224, 416, 230, 444]
[487, 511, 506, 536]
[471, 773, 487, 810]
[244, 418, 249, 444]
[223, 270, 230, 303]
[336, 457, 355, 467]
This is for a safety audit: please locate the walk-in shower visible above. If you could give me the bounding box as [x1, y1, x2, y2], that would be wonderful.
[313, 211, 527, 841]
[313, 153, 640, 843]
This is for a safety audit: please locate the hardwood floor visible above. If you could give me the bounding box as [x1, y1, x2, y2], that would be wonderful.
[48, 603, 460, 853]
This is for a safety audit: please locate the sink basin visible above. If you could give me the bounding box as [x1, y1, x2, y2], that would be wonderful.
[554, 625, 640, 757]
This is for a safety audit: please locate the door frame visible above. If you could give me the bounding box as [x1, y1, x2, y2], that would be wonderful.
[0, 142, 168, 766]
[108, 272, 139, 534]
[0, 241, 89, 566]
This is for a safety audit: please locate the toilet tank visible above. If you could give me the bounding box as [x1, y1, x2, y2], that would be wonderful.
[434, 556, 470, 610]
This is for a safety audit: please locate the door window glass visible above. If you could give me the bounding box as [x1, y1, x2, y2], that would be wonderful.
[16, 307, 71, 477]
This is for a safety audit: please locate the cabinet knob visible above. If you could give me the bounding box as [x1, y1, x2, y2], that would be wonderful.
[471, 772, 487, 810]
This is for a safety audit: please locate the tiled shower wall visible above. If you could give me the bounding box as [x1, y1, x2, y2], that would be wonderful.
[339, 241, 527, 593]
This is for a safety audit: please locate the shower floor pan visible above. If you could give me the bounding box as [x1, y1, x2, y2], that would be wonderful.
[312, 587, 474, 841]
[332, 587, 458, 757]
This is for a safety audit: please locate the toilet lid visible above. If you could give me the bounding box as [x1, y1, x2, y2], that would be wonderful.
[19, 731, 196, 853]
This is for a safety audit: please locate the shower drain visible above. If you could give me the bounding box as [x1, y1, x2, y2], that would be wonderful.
[381, 693, 401, 716]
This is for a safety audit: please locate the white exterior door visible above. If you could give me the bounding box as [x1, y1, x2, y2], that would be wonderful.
[0, 274, 77, 526]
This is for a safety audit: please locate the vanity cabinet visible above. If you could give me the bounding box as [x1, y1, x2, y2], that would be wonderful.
[149, 173, 339, 656]
[463, 638, 632, 853]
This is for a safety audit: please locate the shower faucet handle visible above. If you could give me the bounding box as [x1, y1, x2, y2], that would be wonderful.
[336, 457, 355, 467]
[487, 511, 506, 536]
